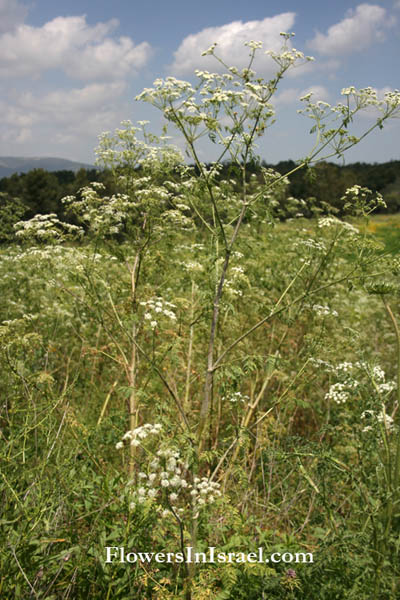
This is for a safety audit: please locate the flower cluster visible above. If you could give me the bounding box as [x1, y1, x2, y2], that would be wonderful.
[115, 423, 163, 449]
[140, 297, 177, 330]
[297, 86, 400, 162]
[369, 365, 396, 394]
[318, 216, 359, 234]
[321, 361, 396, 405]
[96, 119, 184, 173]
[221, 263, 249, 299]
[118, 440, 222, 517]
[135, 38, 314, 163]
[63, 177, 176, 236]
[222, 391, 250, 403]
[340, 86, 400, 113]
[266, 46, 313, 69]
[190, 477, 222, 512]
[180, 260, 204, 273]
[63, 185, 140, 235]
[70, 121, 196, 238]
[0, 244, 123, 331]
[377, 381, 396, 394]
[129, 446, 189, 514]
[334, 362, 354, 374]
[341, 185, 386, 217]
[325, 381, 358, 405]
[162, 209, 194, 229]
[312, 304, 339, 318]
[295, 238, 327, 254]
[309, 357, 333, 370]
[115, 424, 223, 517]
[14, 214, 83, 243]
[361, 409, 395, 433]
[320, 361, 360, 404]
[351, 363, 396, 395]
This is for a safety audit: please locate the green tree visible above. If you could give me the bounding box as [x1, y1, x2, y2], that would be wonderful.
[0, 192, 27, 243]
[21, 169, 61, 216]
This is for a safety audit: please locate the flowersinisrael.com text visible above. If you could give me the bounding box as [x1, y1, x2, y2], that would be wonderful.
[105, 546, 313, 565]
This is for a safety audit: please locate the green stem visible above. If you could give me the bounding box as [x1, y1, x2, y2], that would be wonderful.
[383, 299, 400, 487]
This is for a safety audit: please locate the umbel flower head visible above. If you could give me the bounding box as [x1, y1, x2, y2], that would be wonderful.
[14, 214, 83, 243]
[115, 423, 163, 449]
[116, 427, 222, 516]
[361, 408, 395, 433]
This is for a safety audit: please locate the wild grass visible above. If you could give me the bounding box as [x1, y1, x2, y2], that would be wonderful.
[2, 35, 400, 600]
[1, 213, 399, 599]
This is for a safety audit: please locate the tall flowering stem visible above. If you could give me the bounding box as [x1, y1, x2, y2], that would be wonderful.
[136, 37, 400, 459]
[137, 36, 314, 453]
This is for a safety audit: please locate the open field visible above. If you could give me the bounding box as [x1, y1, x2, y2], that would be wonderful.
[2, 33, 400, 598]
[1, 207, 400, 599]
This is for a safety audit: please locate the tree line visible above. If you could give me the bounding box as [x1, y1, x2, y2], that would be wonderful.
[0, 160, 399, 243]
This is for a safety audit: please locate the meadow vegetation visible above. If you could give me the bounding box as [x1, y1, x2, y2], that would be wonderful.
[1, 35, 400, 599]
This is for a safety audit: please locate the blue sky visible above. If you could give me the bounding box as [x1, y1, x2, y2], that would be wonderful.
[1, 0, 399, 164]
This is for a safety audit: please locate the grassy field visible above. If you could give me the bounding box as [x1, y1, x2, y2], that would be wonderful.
[1, 206, 400, 599]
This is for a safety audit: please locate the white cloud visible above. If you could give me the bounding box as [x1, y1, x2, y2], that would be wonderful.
[0, 15, 152, 79]
[0, 0, 28, 33]
[67, 36, 151, 80]
[308, 4, 394, 56]
[19, 81, 127, 119]
[170, 14, 296, 76]
[0, 82, 128, 150]
[273, 87, 300, 105]
[274, 85, 330, 106]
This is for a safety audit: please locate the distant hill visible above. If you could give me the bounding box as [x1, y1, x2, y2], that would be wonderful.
[0, 156, 96, 178]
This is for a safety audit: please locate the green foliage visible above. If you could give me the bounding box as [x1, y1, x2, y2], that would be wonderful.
[2, 35, 400, 600]
[0, 192, 27, 243]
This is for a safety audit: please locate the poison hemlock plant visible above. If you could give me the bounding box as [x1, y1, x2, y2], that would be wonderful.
[2, 34, 400, 599]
